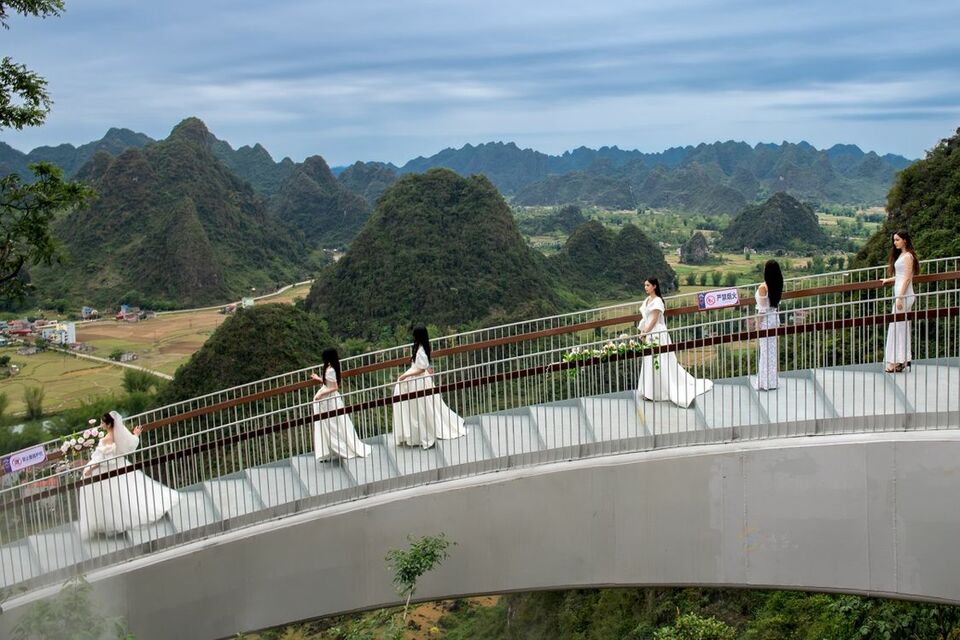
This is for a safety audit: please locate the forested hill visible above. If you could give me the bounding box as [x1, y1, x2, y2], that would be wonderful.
[304, 168, 565, 340]
[29, 117, 320, 309]
[718, 192, 828, 252]
[336, 161, 399, 206]
[0, 128, 153, 178]
[550, 221, 677, 300]
[856, 127, 960, 268]
[208, 136, 296, 197]
[271, 155, 372, 248]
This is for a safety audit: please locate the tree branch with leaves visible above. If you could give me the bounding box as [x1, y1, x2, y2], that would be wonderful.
[385, 533, 455, 622]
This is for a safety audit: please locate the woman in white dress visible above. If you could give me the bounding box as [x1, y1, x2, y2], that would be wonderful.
[310, 348, 371, 460]
[393, 326, 467, 448]
[78, 411, 180, 538]
[636, 278, 713, 408]
[753, 260, 783, 390]
[881, 229, 919, 372]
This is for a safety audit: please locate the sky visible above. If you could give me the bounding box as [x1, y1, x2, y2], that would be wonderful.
[2, 0, 959, 166]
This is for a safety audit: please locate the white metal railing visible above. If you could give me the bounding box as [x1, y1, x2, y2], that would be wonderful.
[12, 257, 960, 471]
[1, 280, 959, 592]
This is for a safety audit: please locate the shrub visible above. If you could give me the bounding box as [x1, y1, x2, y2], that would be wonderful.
[23, 386, 44, 419]
[122, 368, 162, 394]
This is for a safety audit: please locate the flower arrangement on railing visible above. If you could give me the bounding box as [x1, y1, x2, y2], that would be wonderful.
[58, 419, 104, 461]
[561, 337, 660, 377]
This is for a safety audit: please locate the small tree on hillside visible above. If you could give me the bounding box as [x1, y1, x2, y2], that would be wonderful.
[698, 272, 708, 287]
[122, 368, 161, 394]
[654, 612, 736, 640]
[385, 533, 455, 622]
[23, 385, 44, 419]
[711, 271, 722, 286]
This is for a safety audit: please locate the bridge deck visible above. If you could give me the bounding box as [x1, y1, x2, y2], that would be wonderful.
[2, 361, 958, 590]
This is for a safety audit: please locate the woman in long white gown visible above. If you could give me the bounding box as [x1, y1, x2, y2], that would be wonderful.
[636, 278, 713, 408]
[78, 411, 180, 538]
[752, 260, 783, 390]
[393, 326, 467, 448]
[881, 229, 919, 372]
[310, 348, 371, 460]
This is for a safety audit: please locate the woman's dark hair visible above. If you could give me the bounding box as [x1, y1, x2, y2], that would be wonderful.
[411, 326, 431, 363]
[320, 347, 341, 386]
[764, 260, 784, 308]
[887, 228, 920, 277]
[101, 412, 115, 429]
[645, 278, 663, 298]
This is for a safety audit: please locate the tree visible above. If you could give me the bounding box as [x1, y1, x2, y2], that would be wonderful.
[122, 368, 162, 394]
[12, 576, 133, 640]
[710, 271, 722, 286]
[0, 0, 94, 301]
[654, 612, 736, 640]
[23, 385, 43, 419]
[723, 272, 738, 287]
[0, 1, 65, 129]
[385, 533, 455, 621]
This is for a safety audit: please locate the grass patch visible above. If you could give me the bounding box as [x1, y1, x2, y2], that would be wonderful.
[0, 348, 127, 416]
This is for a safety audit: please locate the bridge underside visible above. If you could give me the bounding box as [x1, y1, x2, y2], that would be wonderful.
[4, 430, 960, 640]
[4, 361, 959, 599]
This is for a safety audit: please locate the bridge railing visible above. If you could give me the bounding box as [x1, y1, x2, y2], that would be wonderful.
[10, 257, 960, 480]
[2, 280, 959, 592]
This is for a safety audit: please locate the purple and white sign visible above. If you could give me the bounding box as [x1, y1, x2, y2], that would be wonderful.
[697, 287, 740, 311]
[2, 445, 47, 473]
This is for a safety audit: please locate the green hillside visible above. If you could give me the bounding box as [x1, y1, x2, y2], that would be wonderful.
[305, 168, 565, 340]
[856, 127, 960, 267]
[337, 161, 399, 206]
[29, 118, 319, 309]
[550, 221, 677, 299]
[719, 192, 828, 252]
[159, 304, 335, 403]
[272, 155, 372, 248]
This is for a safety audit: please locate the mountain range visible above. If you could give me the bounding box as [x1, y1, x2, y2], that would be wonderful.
[2, 128, 913, 214]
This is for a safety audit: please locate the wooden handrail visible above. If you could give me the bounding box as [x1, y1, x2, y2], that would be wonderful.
[5, 303, 957, 511]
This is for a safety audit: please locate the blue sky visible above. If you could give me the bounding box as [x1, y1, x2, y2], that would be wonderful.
[3, 0, 959, 165]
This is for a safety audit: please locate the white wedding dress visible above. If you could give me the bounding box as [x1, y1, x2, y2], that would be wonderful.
[393, 347, 467, 448]
[78, 438, 180, 538]
[636, 296, 713, 408]
[884, 253, 915, 366]
[752, 286, 780, 390]
[313, 366, 371, 459]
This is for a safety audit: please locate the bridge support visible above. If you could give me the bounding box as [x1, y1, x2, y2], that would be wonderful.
[3, 431, 960, 640]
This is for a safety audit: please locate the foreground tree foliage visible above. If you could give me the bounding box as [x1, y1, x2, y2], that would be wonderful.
[0, 0, 94, 301]
[0, 164, 93, 299]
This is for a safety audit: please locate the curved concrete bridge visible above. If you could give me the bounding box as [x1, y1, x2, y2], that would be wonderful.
[3, 265, 960, 638]
[2, 361, 960, 640]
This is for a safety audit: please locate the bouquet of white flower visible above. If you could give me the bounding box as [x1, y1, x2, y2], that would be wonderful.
[561, 337, 660, 377]
[59, 419, 105, 460]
